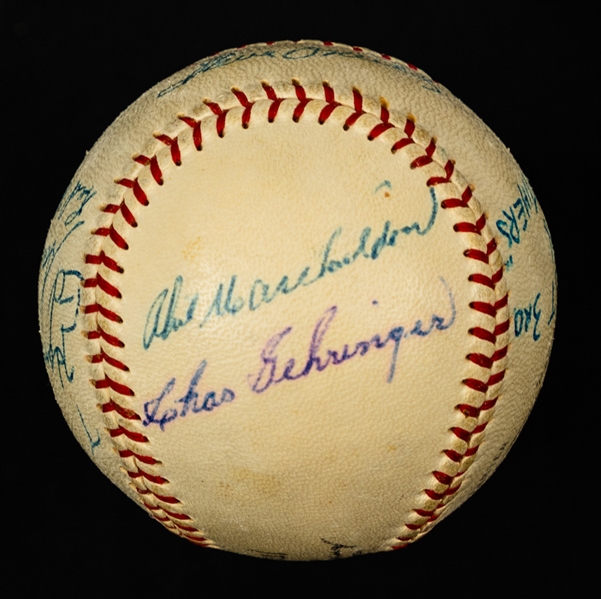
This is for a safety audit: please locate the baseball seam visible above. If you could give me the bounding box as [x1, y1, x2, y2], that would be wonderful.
[81, 73, 509, 553]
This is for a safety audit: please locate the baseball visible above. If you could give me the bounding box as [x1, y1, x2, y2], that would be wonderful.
[39, 40, 556, 560]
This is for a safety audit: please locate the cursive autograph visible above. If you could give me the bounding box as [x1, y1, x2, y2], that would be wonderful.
[40, 182, 96, 306]
[40, 182, 96, 386]
[143, 188, 438, 350]
[158, 44, 441, 98]
[142, 360, 236, 431]
[42, 268, 84, 387]
[248, 278, 456, 394]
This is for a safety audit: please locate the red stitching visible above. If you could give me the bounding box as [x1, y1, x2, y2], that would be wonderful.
[467, 352, 493, 369]
[368, 121, 394, 140]
[141, 489, 184, 507]
[410, 138, 436, 169]
[118, 449, 159, 465]
[495, 319, 510, 335]
[150, 510, 172, 520]
[443, 450, 463, 463]
[393, 130, 508, 545]
[261, 82, 277, 101]
[292, 80, 310, 122]
[343, 89, 365, 130]
[464, 249, 489, 263]
[454, 214, 486, 234]
[495, 293, 508, 310]
[83, 302, 122, 322]
[481, 397, 499, 411]
[469, 326, 496, 344]
[473, 422, 488, 435]
[160, 508, 192, 521]
[427, 160, 455, 186]
[81, 76, 508, 550]
[261, 83, 283, 122]
[492, 345, 508, 362]
[380, 103, 390, 124]
[179, 116, 203, 150]
[231, 88, 254, 128]
[85, 251, 123, 273]
[441, 186, 472, 209]
[424, 485, 460, 502]
[86, 325, 125, 348]
[469, 301, 497, 317]
[391, 118, 416, 153]
[116, 178, 149, 206]
[152, 493, 181, 505]
[318, 83, 341, 124]
[134, 155, 163, 185]
[432, 471, 454, 486]
[204, 100, 228, 137]
[93, 225, 129, 250]
[450, 426, 472, 443]
[469, 273, 496, 289]
[83, 273, 122, 298]
[93, 375, 134, 396]
[462, 378, 490, 393]
[487, 370, 506, 386]
[155, 134, 182, 165]
[102, 399, 139, 420]
[127, 468, 169, 485]
[118, 201, 137, 226]
[186, 536, 210, 546]
[109, 426, 149, 443]
[456, 404, 480, 418]
[89, 348, 129, 371]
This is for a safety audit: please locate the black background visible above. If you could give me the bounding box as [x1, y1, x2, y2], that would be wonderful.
[4, 2, 594, 596]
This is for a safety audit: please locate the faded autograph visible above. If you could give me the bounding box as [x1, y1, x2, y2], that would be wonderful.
[40, 182, 95, 387]
[248, 278, 456, 393]
[143, 188, 438, 350]
[143, 277, 455, 431]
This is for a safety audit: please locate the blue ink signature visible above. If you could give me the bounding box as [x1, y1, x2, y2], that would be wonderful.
[496, 179, 539, 250]
[40, 182, 96, 304]
[40, 182, 95, 386]
[513, 292, 542, 341]
[76, 405, 101, 454]
[548, 279, 557, 326]
[42, 268, 84, 387]
[158, 45, 440, 97]
[143, 188, 438, 350]
[375, 180, 392, 194]
[142, 360, 235, 431]
[248, 278, 456, 394]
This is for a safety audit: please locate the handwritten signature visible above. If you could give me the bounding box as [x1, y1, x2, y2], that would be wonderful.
[158, 45, 440, 98]
[142, 360, 236, 431]
[143, 188, 438, 350]
[42, 268, 84, 386]
[40, 182, 95, 387]
[40, 182, 95, 304]
[248, 278, 456, 394]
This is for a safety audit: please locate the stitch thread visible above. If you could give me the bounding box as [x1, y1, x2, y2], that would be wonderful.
[179, 116, 203, 150]
[81, 72, 509, 552]
[89, 349, 129, 371]
[389, 116, 508, 548]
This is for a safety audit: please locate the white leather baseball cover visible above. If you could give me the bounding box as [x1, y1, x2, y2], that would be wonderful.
[39, 41, 556, 560]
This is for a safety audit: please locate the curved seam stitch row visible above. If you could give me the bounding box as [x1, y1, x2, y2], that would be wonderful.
[81, 79, 508, 552]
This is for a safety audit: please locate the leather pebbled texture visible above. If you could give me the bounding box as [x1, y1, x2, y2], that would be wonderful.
[39, 41, 556, 560]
